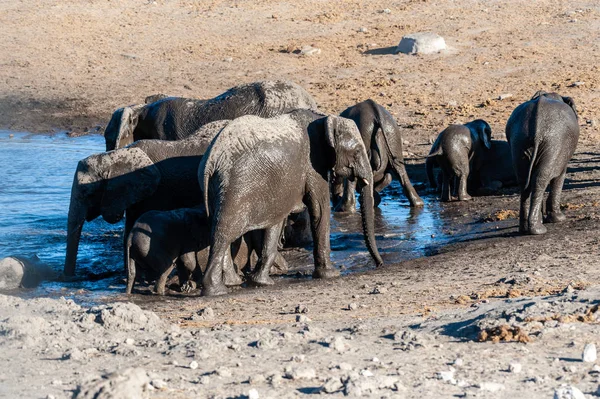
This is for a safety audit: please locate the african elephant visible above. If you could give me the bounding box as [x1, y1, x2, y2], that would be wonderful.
[468, 140, 517, 194]
[505, 91, 579, 235]
[127, 207, 208, 295]
[425, 119, 492, 201]
[332, 100, 423, 212]
[64, 120, 230, 277]
[104, 80, 318, 151]
[198, 110, 383, 296]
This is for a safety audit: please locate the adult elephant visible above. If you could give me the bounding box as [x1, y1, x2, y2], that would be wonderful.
[332, 99, 423, 212]
[506, 91, 579, 235]
[104, 80, 318, 151]
[198, 110, 383, 296]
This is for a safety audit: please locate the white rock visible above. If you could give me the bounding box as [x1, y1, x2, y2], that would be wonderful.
[285, 366, 316, 380]
[321, 377, 344, 393]
[248, 388, 259, 399]
[151, 379, 167, 389]
[583, 343, 597, 362]
[437, 369, 456, 384]
[360, 369, 374, 377]
[189, 361, 199, 370]
[330, 336, 348, 353]
[296, 315, 311, 323]
[478, 382, 505, 392]
[348, 303, 358, 311]
[509, 361, 522, 373]
[498, 93, 513, 100]
[554, 385, 586, 399]
[397, 32, 446, 55]
[300, 46, 321, 56]
[125, 338, 135, 345]
[454, 358, 464, 367]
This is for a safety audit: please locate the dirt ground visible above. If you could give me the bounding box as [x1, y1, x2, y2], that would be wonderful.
[2, 0, 600, 398]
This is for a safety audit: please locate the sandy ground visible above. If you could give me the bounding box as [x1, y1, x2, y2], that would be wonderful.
[2, 0, 600, 398]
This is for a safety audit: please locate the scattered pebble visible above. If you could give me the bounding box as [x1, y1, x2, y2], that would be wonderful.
[370, 286, 387, 294]
[508, 361, 522, 373]
[397, 32, 446, 55]
[347, 303, 358, 311]
[248, 388, 259, 399]
[498, 93, 513, 100]
[321, 377, 344, 393]
[381, 8, 391, 14]
[583, 343, 597, 363]
[223, 57, 233, 62]
[296, 315, 311, 323]
[360, 369, 374, 377]
[189, 361, 199, 370]
[215, 367, 232, 378]
[151, 379, 167, 389]
[554, 385, 586, 399]
[454, 358, 464, 367]
[295, 304, 309, 314]
[569, 81, 585, 87]
[192, 307, 214, 321]
[198, 375, 210, 385]
[285, 366, 316, 380]
[478, 382, 505, 392]
[329, 336, 349, 353]
[437, 368, 456, 384]
[358, 27, 368, 33]
[300, 46, 321, 56]
[125, 338, 135, 345]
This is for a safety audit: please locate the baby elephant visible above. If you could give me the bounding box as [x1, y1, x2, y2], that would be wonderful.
[506, 91, 579, 235]
[126, 207, 209, 295]
[426, 119, 492, 201]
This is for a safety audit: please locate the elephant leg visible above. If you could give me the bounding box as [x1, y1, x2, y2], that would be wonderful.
[306, 187, 340, 279]
[155, 263, 176, 296]
[126, 257, 136, 295]
[373, 172, 393, 193]
[330, 174, 345, 208]
[527, 177, 549, 235]
[337, 179, 357, 212]
[393, 163, 424, 207]
[222, 249, 243, 286]
[546, 168, 567, 223]
[202, 238, 231, 297]
[441, 171, 452, 202]
[457, 172, 472, 201]
[248, 225, 280, 286]
[519, 188, 531, 234]
[178, 253, 197, 293]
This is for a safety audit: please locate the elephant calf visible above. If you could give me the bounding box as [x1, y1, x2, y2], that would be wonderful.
[426, 119, 492, 201]
[468, 140, 517, 194]
[506, 91, 579, 235]
[126, 208, 209, 295]
[334, 99, 423, 211]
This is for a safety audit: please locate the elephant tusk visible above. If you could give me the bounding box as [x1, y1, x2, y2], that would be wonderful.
[361, 178, 370, 186]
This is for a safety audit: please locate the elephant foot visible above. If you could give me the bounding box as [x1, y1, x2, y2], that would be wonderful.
[180, 280, 197, 293]
[223, 268, 243, 287]
[528, 223, 547, 235]
[201, 282, 229, 297]
[312, 267, 340, 279]
[154, 284, 167, 296]
[409, 195, 424, 207]
[546, 211, 566, 223]
[458, 194, 472, 201]
[248, 272, 275, 287]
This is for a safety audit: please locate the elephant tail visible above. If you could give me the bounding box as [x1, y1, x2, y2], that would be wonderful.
[425, 146, 442, 189]
[125, 231, 135, 295]
[524, 139, 540, 191]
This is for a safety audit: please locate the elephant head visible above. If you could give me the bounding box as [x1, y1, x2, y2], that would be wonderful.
[531, 91, 578, 119]
[465, 119, 492, 151]
[325, 116, 384, 267]
[64, 147, 160, 276]
[104, 104, 145, 151]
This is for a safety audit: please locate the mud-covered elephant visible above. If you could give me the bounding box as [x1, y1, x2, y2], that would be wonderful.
[64, 121, 228, 277]
[426, 119, 492, 201]
[104, 80, 318, 151]
[198, 110, 383, 296]
[332, 100, 423, 212]
[506, 91, 579, 235]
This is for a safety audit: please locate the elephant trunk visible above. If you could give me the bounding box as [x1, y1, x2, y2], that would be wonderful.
[357, 171, 384, 268]
[64, 195, 87, 276]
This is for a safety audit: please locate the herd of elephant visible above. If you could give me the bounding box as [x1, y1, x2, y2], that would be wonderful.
[62, 80, 580, 296]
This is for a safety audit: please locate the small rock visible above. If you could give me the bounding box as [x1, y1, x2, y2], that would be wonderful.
[269, 374, 283, 386]
[348, 303, 358, 311]
[554, 385, 586, 399]
[296, 315, 311, 323]
[151, 379, 167, 389]
[381, 8, 391, 14]
[437, 368, 456, 384]
[498, 93, 513, 100]
[300, 46, 321, 56]
[397, 32, 446, 55]
[321, 377, 344, 393]
[508, 361, 522, 373]
[223, 57, 233, 62]
[51, 380, 62, 386]
[125, 338, 135, 345]
[337, 363, 353, 371]
[285, 366, 316, 380]
[249, 374, 266, 384]
[583, 343, 597, 362]
[360, 369, 374, 377]
[192, 307, 214, 321]
[46, 396, 55, 399]
[478, 382, 505, 392]
[291, 354, 305, 363]
[568, 81, 585, 87]
[295, 304, 309, 314]
[329, 336, 349, 353]
[189, 361, 199, 370]
[454, 358, 464, 367]
[370, 286, 387, 294]
[248, 388, 259, 399]
[216, 367, 232, 378]
[198, 375, 210, 384]
[358, 27, 368, 33]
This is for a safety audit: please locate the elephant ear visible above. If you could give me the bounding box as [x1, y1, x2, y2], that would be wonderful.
[469, 119, 492, 150]
[100, 148, 160, 223]
[531, 90, 548, 101]
[104, 104, 144, 151]
[561, 96, 578, 119]
[325, 115, 337, 148]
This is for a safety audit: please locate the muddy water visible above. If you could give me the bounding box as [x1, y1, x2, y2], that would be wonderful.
[0, 131, 494, 303]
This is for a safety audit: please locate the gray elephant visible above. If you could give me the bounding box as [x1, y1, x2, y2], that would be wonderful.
[468, 140, 517, 194]
[64, 120, 230, 277]
[333, 100, 423, 212]
[506, 91, 579, 235]
[104, 80, 317, 151]
[127, 207, 208, 295]
[426, 119, 492, 201]
[198, 110, 383, 296]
